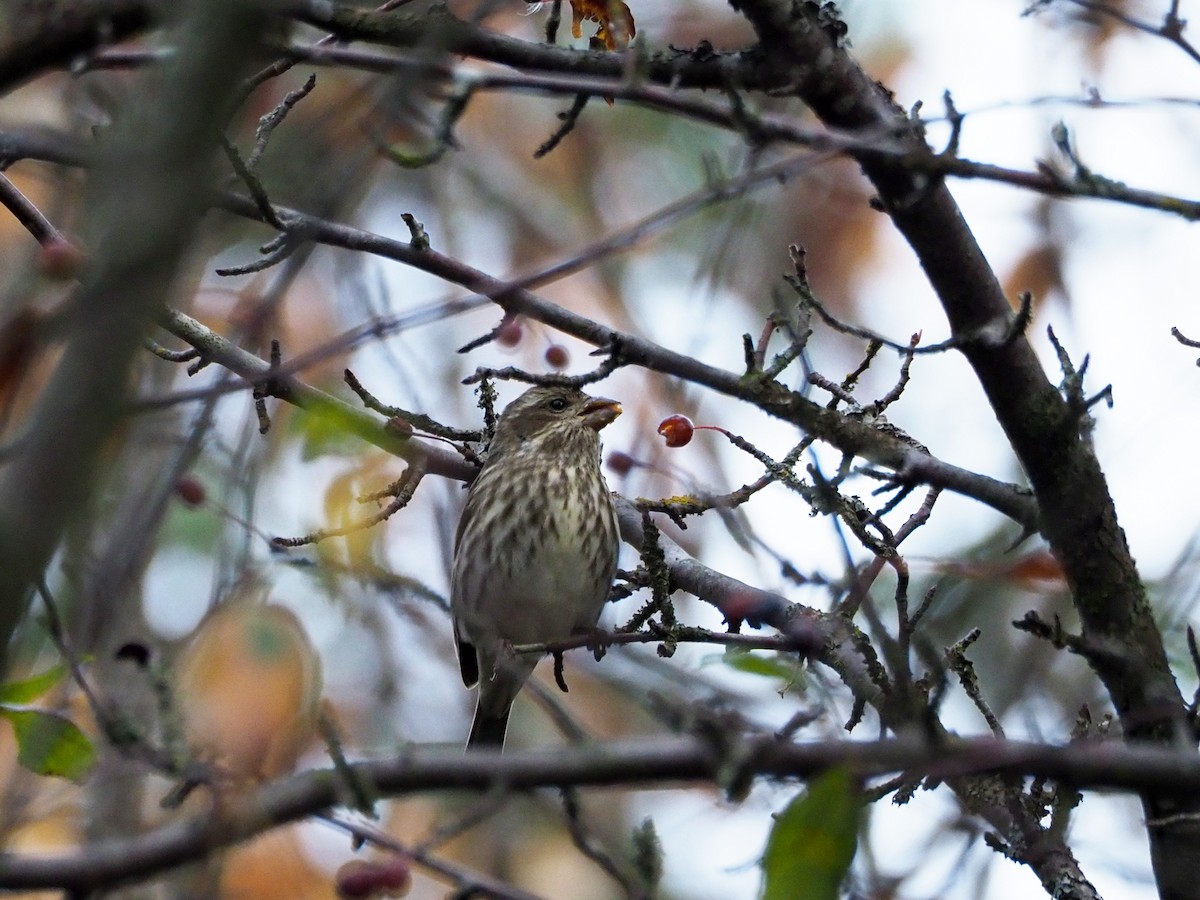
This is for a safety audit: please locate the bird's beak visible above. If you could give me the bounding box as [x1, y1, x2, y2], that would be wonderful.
[580, 397, 622, 431]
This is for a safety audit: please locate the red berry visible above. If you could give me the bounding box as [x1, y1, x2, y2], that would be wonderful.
[175, 476, 206, 506]
[495, 315, 522, 348]
[35, 237, 86, 281]
[545, 344, 569, 369]
[657, 414, 694, 448]
[335, 863, 374, 899]
[606, 451, 635, 476]
[336, 858, 412, 899]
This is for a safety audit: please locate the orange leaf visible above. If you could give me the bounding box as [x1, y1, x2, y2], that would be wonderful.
[174, 602, 323, 779]
[1000, 549, 1066, 586]
[569, 0, 636, 50]
[932, 550, 1066, 588]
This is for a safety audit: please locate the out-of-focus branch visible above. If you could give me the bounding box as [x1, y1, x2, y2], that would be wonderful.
[290, 0, 778, 91]
[1041, 0, 1200, 66]
[0, 733, 1194, 892]
[0, 1, 274, 672]
[72, 41, 1200, 220]
[273, 49, 1200, 221]
[0, 0, 155, 93]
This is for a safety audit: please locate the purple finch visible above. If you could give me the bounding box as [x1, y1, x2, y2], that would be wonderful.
[451, 385, 621, 749]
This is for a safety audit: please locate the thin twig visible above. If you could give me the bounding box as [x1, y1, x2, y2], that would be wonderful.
[0, 172, 64, 245]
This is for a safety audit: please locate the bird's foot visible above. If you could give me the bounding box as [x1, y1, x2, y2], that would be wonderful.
[571, 626, 610, 662]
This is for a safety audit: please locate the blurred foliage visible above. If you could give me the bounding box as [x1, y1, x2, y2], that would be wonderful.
[174, 600, 323, 780]
[761, 768, 861, 900]
[0, 665, 95, 783]
[720, 646, 808, 694]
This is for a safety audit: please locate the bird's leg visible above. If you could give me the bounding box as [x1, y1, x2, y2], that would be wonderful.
[553, 651, 569, 693]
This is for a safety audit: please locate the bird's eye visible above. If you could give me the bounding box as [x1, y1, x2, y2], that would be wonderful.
[547, 397, 569, 412]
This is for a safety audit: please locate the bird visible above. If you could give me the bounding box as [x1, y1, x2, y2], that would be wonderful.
[451, 384, 622, 749]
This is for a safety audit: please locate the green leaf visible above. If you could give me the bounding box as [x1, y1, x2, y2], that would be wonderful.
[289, 405, 363, 460]
[0, 706, 97, 783]
[761, 768, 860, 900]
[723, 651, 793, 679]
[0, 664, 70, 704]
[719, 649, 806, 692]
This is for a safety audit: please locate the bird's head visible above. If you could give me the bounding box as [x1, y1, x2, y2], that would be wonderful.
[489, 385, 622, 457]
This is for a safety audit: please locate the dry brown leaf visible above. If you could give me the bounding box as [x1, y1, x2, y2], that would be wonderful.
[569, 0, 636, 50]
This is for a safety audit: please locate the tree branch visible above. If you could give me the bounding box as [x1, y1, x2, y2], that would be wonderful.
[0, 733, 1190, 892]
[0, 0, 155, 93]
[290, 0, 778, 91]
[155, 307, 472, 482]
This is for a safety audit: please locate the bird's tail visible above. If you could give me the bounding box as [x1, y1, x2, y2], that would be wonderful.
[466, 702, 512, 749]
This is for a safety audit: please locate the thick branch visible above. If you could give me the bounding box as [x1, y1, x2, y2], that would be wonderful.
[0, 733, 1188, 892]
